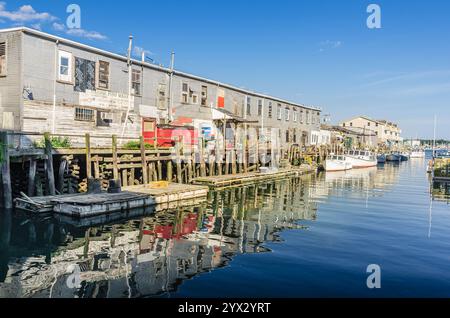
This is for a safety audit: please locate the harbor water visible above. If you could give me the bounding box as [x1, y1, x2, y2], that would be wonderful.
[0, 157, 449, 298]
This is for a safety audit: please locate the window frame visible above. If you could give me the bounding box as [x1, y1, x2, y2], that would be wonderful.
[131, 69, 142, 96]
[75, 107, 95, 122]
[58, 50, 73, 83]
[0, 41, 7, 77]
[96, 60, 110, 90]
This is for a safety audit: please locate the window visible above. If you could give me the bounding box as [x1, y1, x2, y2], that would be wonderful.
[277, 104, 282, 120]
[258, 100, 263, 116]
[97, 111, 113, 127]
[75, 107, 94, 122]
[300, 110, 304, 123]
[293, 109, 298, 122]
[246, 97, 251, 116]
[343, 123, 346, 127]
[268, 102, 273, 118]
[286, 130, 290, 143]
[182, 82, 189, 103]
[368, 122, 371, 127]
[350, 122, 353, 127]
[74, 57, 95, 92]
[0, 42, 6, 76]
[97, 60, 110, 90]
[285, 107, 290, 121]
[58, 50, 73, 82]
[132, 69, 141, 95]
[192, 94, 199, 104]
[157, 83, 166, 109]
[306, 111, 310, 124]
[312, 114, 316, 124]
[201, 85, 208, 106]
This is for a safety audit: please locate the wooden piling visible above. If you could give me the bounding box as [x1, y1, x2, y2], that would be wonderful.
[140, 136, 148, 184]
[27, 159, 37, 197]
[85, 133, 92, 179]
[1, 132, 12, 209]
[112, 135, 119, 180]
[44, 132, 56, 196]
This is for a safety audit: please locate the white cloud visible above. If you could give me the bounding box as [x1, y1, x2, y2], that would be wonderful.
[52, 22, 107, 41]
[0, 2, 56, 22]
[319, 40, 343, 52]
[133, 46, 153, 58]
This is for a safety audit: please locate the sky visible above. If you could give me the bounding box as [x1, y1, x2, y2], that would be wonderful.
[0, 0, 449, 139]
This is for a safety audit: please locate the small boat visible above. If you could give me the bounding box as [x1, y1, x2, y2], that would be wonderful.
[324, 155, 353, 172]
[410, 150, 425, 159]
[386, 153, 401, 162]
[377, 154, 386, 164]
[345, 150, 378, 168]
[400, 152, 410, 161]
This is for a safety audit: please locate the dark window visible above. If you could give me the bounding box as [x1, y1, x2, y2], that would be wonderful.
[268, 102, 273, 118]
[286, 130, 290, 143]
[201, 85, 208, 106]
[0, 42, 6, 76]
[132, 69, 141, 95]
[74, 57, 96, 92]
[98, 60, 110, 89]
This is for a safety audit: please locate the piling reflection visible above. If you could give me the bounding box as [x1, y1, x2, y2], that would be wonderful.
[0, 164, 404, 298]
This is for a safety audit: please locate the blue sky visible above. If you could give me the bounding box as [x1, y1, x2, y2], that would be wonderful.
[1, 0, 449, 139]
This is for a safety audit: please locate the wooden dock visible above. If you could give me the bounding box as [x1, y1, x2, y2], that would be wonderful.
[15, 183, 209, 218]
[192, 165, 315, 189]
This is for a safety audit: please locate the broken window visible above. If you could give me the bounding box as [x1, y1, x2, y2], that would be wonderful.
[157, 83, 166, 109]
[75, 107, 94, 122]
[97, 60, 110, 90]
[268, 102, 273, 118]
[182, 82, 189, 103]
[201, 85, 208, 106]
[74, 57, 95, 92]
[132, 69, 141, 95]
[0, 42, 6, 76]
[97, 111, 113, 127]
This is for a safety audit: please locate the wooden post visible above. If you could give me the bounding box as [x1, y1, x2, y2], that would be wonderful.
[85, 133, 92, 179]
[44, 132, 56, 196]
[167, 160, 173, 182]
[140, 136, 148, 185]
[112, 135, 119, 180]
[176, 138, 182, 183]
[1, 132, 12, 209]
[122, 169, 128, 187]
[28, 159, 37, 197]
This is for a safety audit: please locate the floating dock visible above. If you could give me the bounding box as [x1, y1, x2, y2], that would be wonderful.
[15, 183, 209, 218]
[192, 166, 315, 189]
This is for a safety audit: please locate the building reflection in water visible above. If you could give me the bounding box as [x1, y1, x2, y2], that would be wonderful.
[0, 165, 402, 298]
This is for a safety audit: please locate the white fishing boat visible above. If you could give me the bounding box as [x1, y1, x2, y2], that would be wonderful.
[345, 150, 378, 169]
[324, 155, 353, 172]
[410, 150, 425, 158]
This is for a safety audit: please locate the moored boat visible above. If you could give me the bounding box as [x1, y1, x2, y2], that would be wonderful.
[377, 154, 386, 164]
[345, 150, 378, 168]
[324, 155, 353, 172]
[410, 150, 425, 158]
[386, 153, 401, 162]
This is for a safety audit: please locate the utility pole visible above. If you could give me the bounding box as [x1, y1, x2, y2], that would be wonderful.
[168, 52, 175, 123]
[121, 35, 133, 138]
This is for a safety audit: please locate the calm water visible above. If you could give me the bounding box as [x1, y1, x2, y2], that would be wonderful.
[0, 158, 449, 298]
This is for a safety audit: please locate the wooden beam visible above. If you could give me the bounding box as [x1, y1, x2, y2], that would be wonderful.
[1, 132, 12, 209]
[140, 136, 148, 184]
[44, 132, 56, 196]
[27, 159, 37, 197]
[112, 135, 119, 180]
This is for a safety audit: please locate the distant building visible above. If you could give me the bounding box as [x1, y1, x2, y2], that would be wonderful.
[340, 116, 403, 145]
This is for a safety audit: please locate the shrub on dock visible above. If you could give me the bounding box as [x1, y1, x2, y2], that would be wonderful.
[34, 137, 72, 149]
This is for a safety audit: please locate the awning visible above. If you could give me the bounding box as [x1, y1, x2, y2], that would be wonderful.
[211, 108, 258, 123]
